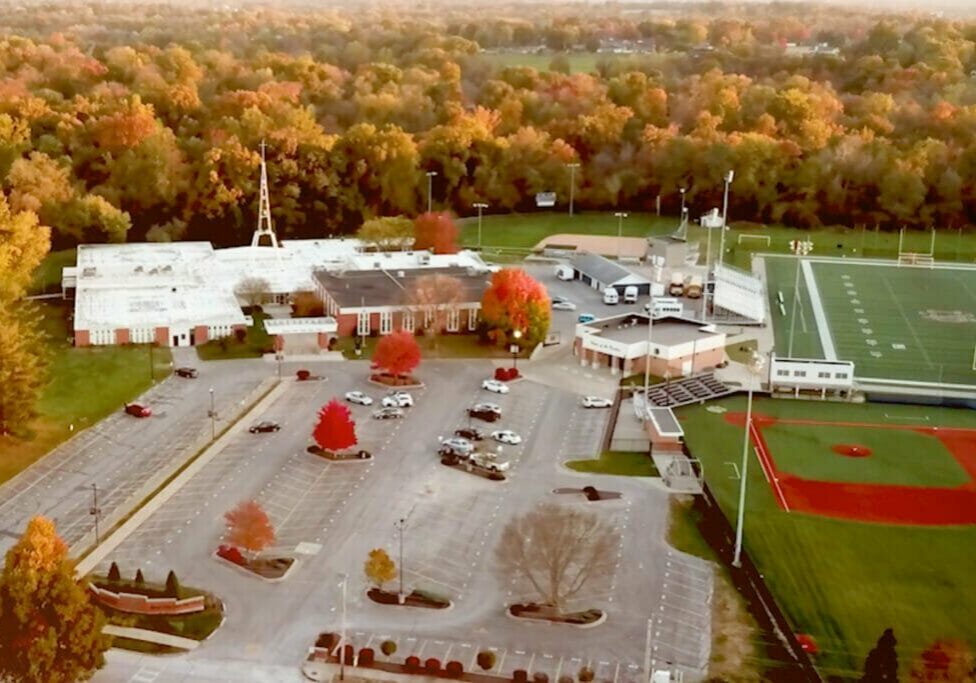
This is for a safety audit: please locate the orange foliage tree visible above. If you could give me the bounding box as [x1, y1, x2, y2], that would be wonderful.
[223, 500, 275, 557]
[372, 330, 421, 379]
[479, 268, 551, 348]
[313, 399, 358, 453]
[412, 212, 459, 254]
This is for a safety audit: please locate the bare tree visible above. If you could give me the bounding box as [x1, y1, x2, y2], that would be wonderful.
[235, 276, 271, 308]
[496, 503, 619, 613]
[406, 274, 464, 337]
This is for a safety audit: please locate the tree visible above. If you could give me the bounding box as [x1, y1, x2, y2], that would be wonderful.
[412, 212, 459, 255]
[134, 569, 144, 584]
[235, 276, 271, 308]
[292, 291, 324, 317]
[357, 216, 414, 251]
[223, 500, 276, 558]
[364, 548, 396, 589]
[165, 570, 180, 598]
[0, 306, 48, 436]
[495, 503, 619, 613]
[0, 516, 109, 683]
[910, 640, 975, 682]
[313, 399, 358, 453]
[480, 268, 551, 348]
[107, 562, 120, 582]
[862, 628, 898, 682]
[407, 274, 465, 337]
[372, 330, 421, 379]
[0, 192, 51, 301]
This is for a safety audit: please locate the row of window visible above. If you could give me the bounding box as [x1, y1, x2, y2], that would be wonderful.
[356, 308, 478, 335]
[775, 369, 849, 380]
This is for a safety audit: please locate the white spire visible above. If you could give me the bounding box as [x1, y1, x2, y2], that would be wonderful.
[251, 139, 279, 249]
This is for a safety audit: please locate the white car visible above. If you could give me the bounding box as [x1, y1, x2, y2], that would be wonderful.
[491, 429, 522, 445]
[471, 451, 510, 472]
[582, 396, 613, 409]
[344, 391, 373, 406]
[552, 300, 577, 311]
[382, 392, 414, 408]
[482, 379, 510, 394]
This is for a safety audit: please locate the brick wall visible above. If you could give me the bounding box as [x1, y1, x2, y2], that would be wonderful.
[115, 328, 130, 345]
[75, 329, 90, 347]
[154, 327, 169, 346]
[194, 325, 209, 344]
[88, 585, 205, 616]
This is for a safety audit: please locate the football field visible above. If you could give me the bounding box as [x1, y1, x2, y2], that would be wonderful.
[765, 256, 976, 386]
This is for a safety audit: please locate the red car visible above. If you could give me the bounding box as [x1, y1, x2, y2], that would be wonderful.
[124, 403, 152, 418]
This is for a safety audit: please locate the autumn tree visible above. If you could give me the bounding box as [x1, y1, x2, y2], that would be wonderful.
[364, 548, 397, 590]
[358, 216, 414, 251]
[313, 399, 358, 453]
[292, 291, 324, 317]
[480, 268, 551, 348]
[0, 307, 48, 436]
[0, 516, 110, 682]
[406, 273, 465, 337]
[0, 193, 51, 301]
[372, 330, 421, 379]
[496, 503, 619, 613]
[412, 212, 460, 255]
[223, 500, 276, 558]
[235, 276, 271, 308]
[910, 639, 975, 682]
[862, 628, 898, 683]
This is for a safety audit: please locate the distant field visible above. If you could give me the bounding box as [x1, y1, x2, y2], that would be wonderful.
[478, 50, 604, 73]
[458, 211, 682, 250]
[679, 396, 976, 679]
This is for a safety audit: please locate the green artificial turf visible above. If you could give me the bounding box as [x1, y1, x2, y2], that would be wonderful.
[678, 396, 976, 679]
[565, 450, 659, 476]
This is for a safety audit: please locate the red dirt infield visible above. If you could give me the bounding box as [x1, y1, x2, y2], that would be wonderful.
[832, 444, 872, 458]
[723, 413, 976, 526]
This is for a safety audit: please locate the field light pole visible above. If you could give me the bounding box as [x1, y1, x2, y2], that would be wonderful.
[787, 240, 814, 357]
[679, 188, 687, 230]
[395, 517, 406, 604]
[567, 163, 580, 217]
[426, 171, 437, 213]
[615, 212, 628, 260]
[719, 170, 734, 268]
[473, 202, 488, 249]
[733, 351, 766, 568]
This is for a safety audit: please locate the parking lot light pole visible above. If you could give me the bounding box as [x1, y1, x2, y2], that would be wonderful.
[89, 483, 102, 544]
[510, 329, 523, 372]
[473, 202, 488, 249]
[426, 171, 437, 213]
[339, 572, 347, 681]
[395, 518, 406, 603]
[733, 351, 766, 568]
[614, 211, 628, 259]
[208, 387, 215, 440]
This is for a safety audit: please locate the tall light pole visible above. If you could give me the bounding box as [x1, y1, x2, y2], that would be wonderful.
[473, 202, 488, 249]
[510, 329, 523, 372]
[208, 387, 215, 440]
[614, 212, 628, 260]
[719, 170, 734, 268]
[679, 188, 687, 228]
[567, 163, 580, 217]
[425, 171, 437, 213]
[787, 240, 814, 357]
[89, 483, 102, 544]
[733, 351, 766, 568]
[338, 572, 348, 681]
[395, 517, 406, 604]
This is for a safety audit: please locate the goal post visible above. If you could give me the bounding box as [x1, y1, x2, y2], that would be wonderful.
[737, 234, 771, 247]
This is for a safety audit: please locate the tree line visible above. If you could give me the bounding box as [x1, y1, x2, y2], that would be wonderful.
[0, 2, 974, 250]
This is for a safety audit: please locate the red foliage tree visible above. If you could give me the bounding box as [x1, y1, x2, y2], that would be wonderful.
[412, 212, 459, 254]
[313, 398, 358, 452]
[223, 500, 275, 557]
[372, 330, 421, 378]
[480, 268, 551, 347]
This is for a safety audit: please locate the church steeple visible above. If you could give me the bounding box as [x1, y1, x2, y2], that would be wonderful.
[251, 140, 279, 249]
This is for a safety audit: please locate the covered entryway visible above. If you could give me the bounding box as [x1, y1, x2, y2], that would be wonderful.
[264, 317, 338, 356]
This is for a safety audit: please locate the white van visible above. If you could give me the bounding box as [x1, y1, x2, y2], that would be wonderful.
[623, 286, 638, 304]
[602, 287, 619, 305]
[554, 264, 574, 280]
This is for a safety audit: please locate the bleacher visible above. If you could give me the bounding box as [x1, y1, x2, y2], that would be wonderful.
[713, 264, 766, 323]
[634, 372, 735, 411]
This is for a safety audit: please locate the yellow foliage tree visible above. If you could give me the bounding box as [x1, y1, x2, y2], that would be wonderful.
[364, 548, 397, 590]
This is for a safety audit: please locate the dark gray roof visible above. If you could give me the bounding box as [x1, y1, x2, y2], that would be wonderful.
[314, 266, 490, 309]
[570, 252, 649, 286]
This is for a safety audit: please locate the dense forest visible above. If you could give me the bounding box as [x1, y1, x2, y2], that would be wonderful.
[1, 1, 975, 248]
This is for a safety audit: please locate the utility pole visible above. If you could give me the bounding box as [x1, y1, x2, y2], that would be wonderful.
[733, 351, 765, 568]
[473, 202, 488, 249]
[719, 170, 734, 268]
[426, 171, 437, 213]
[567, 163, 580, 217]
[395, 517, 406, 604]
[614, 212, 628, 260]
[89, 483, 102, 544]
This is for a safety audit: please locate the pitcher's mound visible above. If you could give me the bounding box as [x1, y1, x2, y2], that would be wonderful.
[832, 444, 872, 458]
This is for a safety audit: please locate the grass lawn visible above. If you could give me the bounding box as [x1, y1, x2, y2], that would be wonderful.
[458, 211, 681, 250]
[109, 636, 184, 655]
[335, 333, 511, 361]
[28, 248, 76, 295]
[726, 339, 759, 364]
[195, 311, 271, 360]
[678, 396, 976, 679]
[0, 302, 172, 484]
[565, 450, 659, 476]
[477, 50, 605, 73]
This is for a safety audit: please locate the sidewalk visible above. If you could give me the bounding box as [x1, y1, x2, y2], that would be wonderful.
[103, 625, 199, 650]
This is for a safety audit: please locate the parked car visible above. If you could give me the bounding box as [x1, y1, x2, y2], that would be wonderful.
[344, 391, 373, 406]
[124, 403, 152, 418]
[468, 403, 502, 422]
[175, 367, 198, 378]
[491, 429, 522, 445]
[482, 379, 510, 394]
[470, 451, 510, 472]
[551, 295, 568, 304]
[382, 391, 414, 408]
[454, 427, 485, 441]
[249, 420, 281, 433]
[552, 300, 577, 311]
[439, 437, 474, 457]
[372, 407, 405, 420]
[582, 396, 613, 409]
[578, 313, 596, 324]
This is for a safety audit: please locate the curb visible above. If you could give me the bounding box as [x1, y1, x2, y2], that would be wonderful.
[211, 551, 300, 584]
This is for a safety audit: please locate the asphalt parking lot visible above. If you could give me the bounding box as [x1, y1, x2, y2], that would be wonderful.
[91, 359, 713, 683]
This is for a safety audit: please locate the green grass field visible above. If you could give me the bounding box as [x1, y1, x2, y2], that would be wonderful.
[477, 50, 605, 73]
[27, 248, 76, 295]
[678, 397, 976, 679]
[459, 211, 682, 250]
[765, 256, 976, 385]
[564, 450, 659, 476]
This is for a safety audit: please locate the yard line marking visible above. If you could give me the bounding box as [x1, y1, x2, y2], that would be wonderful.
[801, 260, 836, 360]
[879, 270, 932, 367]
